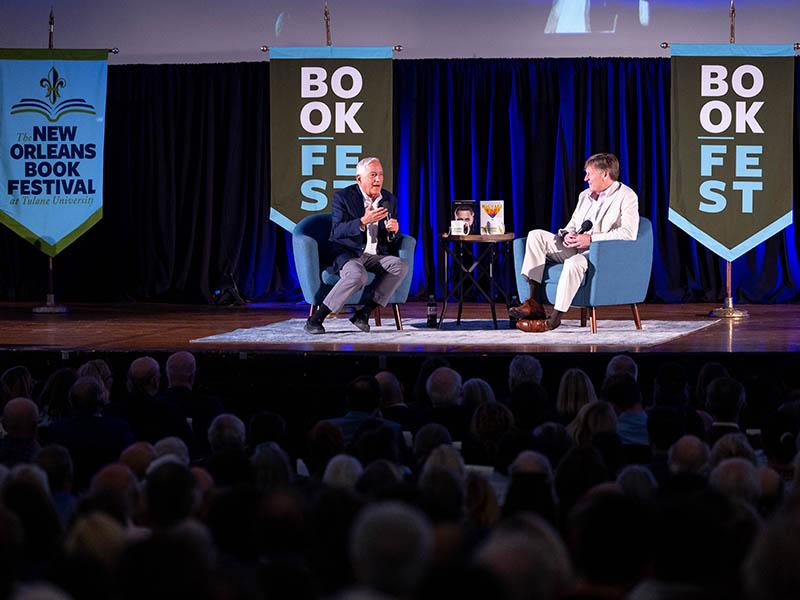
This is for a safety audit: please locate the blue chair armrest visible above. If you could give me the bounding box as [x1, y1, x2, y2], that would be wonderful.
[392, 235, 417, 303]
[587, 237, 652, 305]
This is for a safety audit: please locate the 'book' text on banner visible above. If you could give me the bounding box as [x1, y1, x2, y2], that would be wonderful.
[669, 44, 794, 261]
[269, 46, 393, 232]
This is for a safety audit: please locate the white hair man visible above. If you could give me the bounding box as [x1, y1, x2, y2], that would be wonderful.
[305, 157, 409, 334]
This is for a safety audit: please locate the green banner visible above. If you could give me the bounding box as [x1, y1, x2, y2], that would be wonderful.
[269, 46, 393, 232]
[669, 44, 794, 261]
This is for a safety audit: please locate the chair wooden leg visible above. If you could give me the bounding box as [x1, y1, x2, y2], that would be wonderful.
[631, 304, 642, 330]
[374, 307, 382, 327]
[392, 304, 403, 330]
[590, 307, 597, 334]
[580, 308, 587, 327]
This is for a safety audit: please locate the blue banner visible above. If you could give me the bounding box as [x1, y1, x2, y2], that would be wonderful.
[0, 49, 107, 256]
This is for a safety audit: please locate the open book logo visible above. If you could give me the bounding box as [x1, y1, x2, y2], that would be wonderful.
[10, 67, 96, 123]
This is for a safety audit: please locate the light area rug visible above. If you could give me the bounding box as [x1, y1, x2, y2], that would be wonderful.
[191, 318, 719, 349]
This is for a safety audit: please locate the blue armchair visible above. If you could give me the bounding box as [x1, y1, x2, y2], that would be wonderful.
[512, 217, 653, 333]
[292, 213, 417, 330]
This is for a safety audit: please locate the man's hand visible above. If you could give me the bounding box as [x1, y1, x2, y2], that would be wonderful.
[360, 205, 389, 227]
[386, 218, 399, 234]
[563, 232, 592, 250]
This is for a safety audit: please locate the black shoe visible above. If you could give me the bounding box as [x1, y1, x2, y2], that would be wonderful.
[304, 317, 325, 334]
[350, 312, 371, 333]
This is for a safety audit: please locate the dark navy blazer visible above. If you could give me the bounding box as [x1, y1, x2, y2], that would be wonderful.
[328, 184, 400, 274]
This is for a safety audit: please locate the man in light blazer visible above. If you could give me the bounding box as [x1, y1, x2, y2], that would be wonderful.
[305, 157, 408, 334]
[510, 153, 639, 332]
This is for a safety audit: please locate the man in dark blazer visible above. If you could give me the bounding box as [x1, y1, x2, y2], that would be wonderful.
[305, 157, 408, 334]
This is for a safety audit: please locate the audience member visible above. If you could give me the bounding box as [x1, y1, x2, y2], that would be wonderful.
[36, 444, 77, 527]
[709, 432, 757, 468]
[323, 454, 364, 490]
[1, 366, 34, 403]
[706, 377, 746, 445]
[425, 367, 469, 440]
[508, 355, 543, 392]
[119, 441, 156, 479]
[668, 435, 710, 477]
[0, 398, 40, 467]
[567, 400, 617, 448]
[709, 458, 761, 507]
[376, 370, 420, 432]
[603, 374, 649, 447]
[556, 368, 597, 424]
[605, 354, 639, 382]
[36, 368, 77, 425]
[323, 375, 401, 443]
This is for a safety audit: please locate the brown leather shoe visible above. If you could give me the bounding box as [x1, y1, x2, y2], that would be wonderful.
[509, 298, 547, 320]
[516, 318, 551, 333]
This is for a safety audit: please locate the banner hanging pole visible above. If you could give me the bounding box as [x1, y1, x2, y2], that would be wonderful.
[709, 0, 749, 319]
[34, 7, 69, 315]
[324, 0, 332, 46]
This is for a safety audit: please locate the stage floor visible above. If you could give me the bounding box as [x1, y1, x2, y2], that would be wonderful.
[0, 301, 796, 355]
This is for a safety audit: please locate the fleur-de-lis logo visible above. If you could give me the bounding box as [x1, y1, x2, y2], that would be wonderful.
[40, 67, 66, 105]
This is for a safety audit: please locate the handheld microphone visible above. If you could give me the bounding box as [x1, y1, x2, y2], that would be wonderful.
[577, 220, 593, 234]
[380, 199, 396, 241]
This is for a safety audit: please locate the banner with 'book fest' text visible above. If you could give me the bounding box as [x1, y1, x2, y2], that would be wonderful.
[269, 46, 393, 232]
[0, 49, 107, 256]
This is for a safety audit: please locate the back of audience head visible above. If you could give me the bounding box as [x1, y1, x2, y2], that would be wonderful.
[3, 397, 38, 438]
[532, 422, 574, 468]
[351, 419, 400, 466]
[462, 377, 496, 412]
[707, 376, 745, 422]
[154, 436, 190, 465]
[120, 441, 156, 479]
[165, 351, 196, 389]
[477, 515, 572, 600]
[248, 410, 287, 450]
[77, 358, 113, 400]
[36, 444, 74, 494]
[1, 366, 33, 402]
[709, 458, 761, 506]
[557, 368, 597, 422]
[413, 357, 450, 406]
[508, 355, 543, 392]
[418, 465, 465, 523]
[35, 367, 77, 420]
[470, 402, 515, 444]
[207, 413, 246, 453]
[567, 491, 650, 591]
[64, 511, 126, 570]
[617, 465, 657, 500]
[251, 441, 293, 490]
[510, 450, 552, 479]
[602, 373, 642, 412]
[568, 401, 617, 448]
[744, 517, 800, 600]
[647, 405, 689, 453]
[465, 472, 500, 529]
[89, 462, 141, 525]
[144, 460, 197, 529]
[554, 446, 610, 517]
[307, 421, 345, 477]
[127, 356, 160, 397]
[68, 376, 107, 417]
[653, 362, 690, 407]
[346, 375, 382, 413]
[695, 361, 730, 407]
[669, 435, 710, 476]
[414, 423, 452, 468]
[375, 370, 404, 408]
[355, 459, 404, 499]
[349, 501, 432, 596]
[605, 354, 638, 382]
[422, 444, 465, 481]
[710, 432, 756, 467]
[323, 454, 363, 490]
[426, 367, 462, 407]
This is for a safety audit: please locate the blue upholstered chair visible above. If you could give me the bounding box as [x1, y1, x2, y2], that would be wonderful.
[292, 213, 417, 330]
[512, 217, 653, 333]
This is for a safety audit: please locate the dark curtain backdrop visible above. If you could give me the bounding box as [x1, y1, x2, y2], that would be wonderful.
[0, 58, 798, 304]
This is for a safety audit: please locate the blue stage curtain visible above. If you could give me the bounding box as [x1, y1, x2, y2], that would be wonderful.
[0, 58, 797, 304]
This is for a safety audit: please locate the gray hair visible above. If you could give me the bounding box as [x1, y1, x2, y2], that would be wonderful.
[323, 454, 363, 490]
[356, 157, 381, 176]
[477, 516, 573, 600]
[668, 435, 710, 476]
[426, 367, 463, 407]
[422, 444, 465, 481]
[709, 458, 761, 505]
[508, 355, 543, 391]
[510, 450, 552, 479]
[462, 378, 496, 407]
[710, 432, 756, 468]
[350, 501, 433, 595]
[207, 413, 246, 452]
[616, 465, 657, 501]
[154, 437, 191, 465]
[166, 351, 196, 388]
[605, 354, 638, 382]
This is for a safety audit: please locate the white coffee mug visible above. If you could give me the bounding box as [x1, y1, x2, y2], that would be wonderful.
[450, 220, 467, 236]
